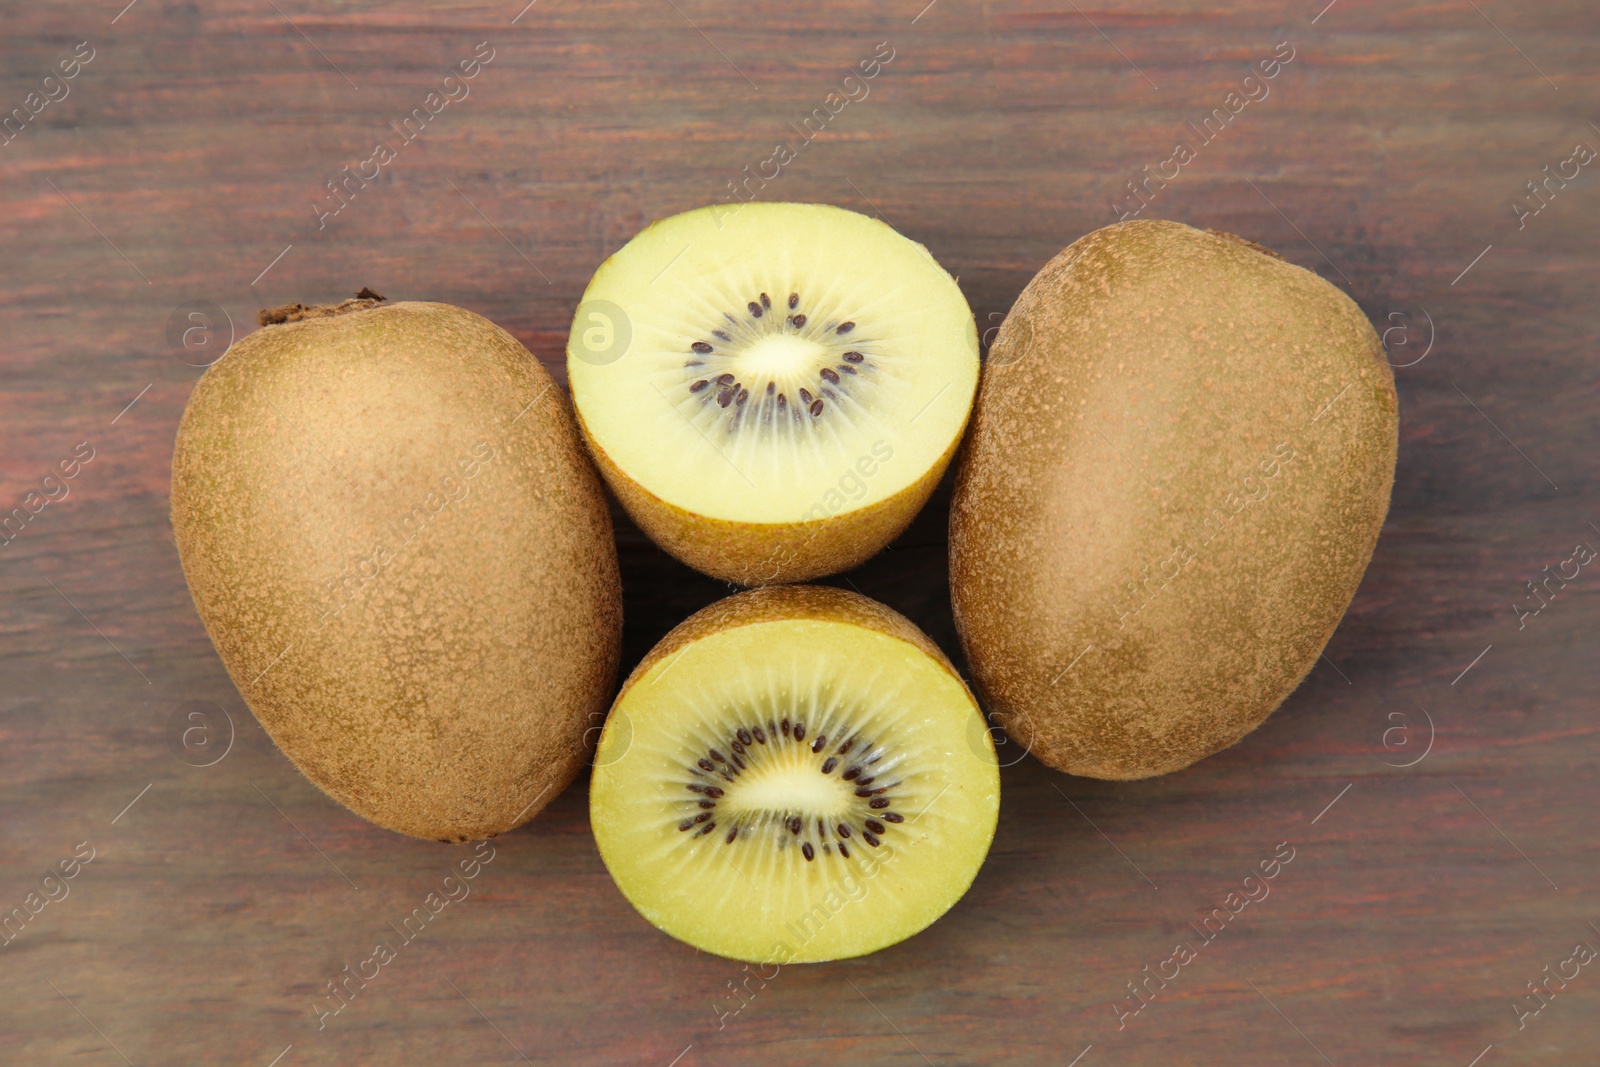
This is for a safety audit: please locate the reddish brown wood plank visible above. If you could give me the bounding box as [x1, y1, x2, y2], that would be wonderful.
[1, 1, 1597, 1064]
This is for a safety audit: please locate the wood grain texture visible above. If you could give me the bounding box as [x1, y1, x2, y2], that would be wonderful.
[1, 1, 1596, 1064]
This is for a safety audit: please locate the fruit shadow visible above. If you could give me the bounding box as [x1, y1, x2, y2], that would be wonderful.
[608, 461, 967, 673]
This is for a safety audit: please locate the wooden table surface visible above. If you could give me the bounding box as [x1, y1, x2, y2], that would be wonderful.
[3, 2, 1597, 1064]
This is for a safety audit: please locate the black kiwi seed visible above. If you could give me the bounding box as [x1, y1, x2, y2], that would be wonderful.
[714, 329, 731, 342]
[836, 321, 855, 334]
[788, 292, 799, 308]
[748, 301, 763, 318]
[799, 388, 814, 405]
[810, 400, 825, 418]
[843, 351, 864, 363]
[840, 364, 858, 375]
[820, 368, 839, 384]
[793, 314, 807, 328]
[690, 380, 709, 393]
[692, 341, 713, 354]
[736, 389, 749, 405]
[716, 373, 734, 385]
[760, 292, 771, 309]
[717, 388, 732, 408]
[673, 709, 907, 861]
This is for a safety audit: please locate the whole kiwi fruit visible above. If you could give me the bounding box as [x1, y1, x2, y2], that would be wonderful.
[172, 293, 622, 840]
[950, 220, 1398, 779]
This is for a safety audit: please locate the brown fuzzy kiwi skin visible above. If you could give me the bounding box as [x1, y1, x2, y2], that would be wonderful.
[950, 220, 1399, 780]
[613, 585, 967, 704]
[171, 300, 622, 840]
[576, 406, 964, 587]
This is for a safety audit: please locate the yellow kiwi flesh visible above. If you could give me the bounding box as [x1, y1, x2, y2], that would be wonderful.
[590, 586, 999, 963]
[567, 203, 979, 586]
[950, 220, 1398, 779]
[171, 298, 622, 840]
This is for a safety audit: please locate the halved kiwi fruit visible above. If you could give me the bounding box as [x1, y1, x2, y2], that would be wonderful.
[567, 203, 979, 586]
[590, 585, 999, 963]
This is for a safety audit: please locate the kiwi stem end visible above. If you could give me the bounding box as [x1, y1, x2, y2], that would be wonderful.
[258, 287, 386, 327]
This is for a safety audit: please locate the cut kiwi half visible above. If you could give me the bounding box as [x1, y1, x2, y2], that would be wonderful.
[590, 585, 999, 963]
[567, 203, 979, 586]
